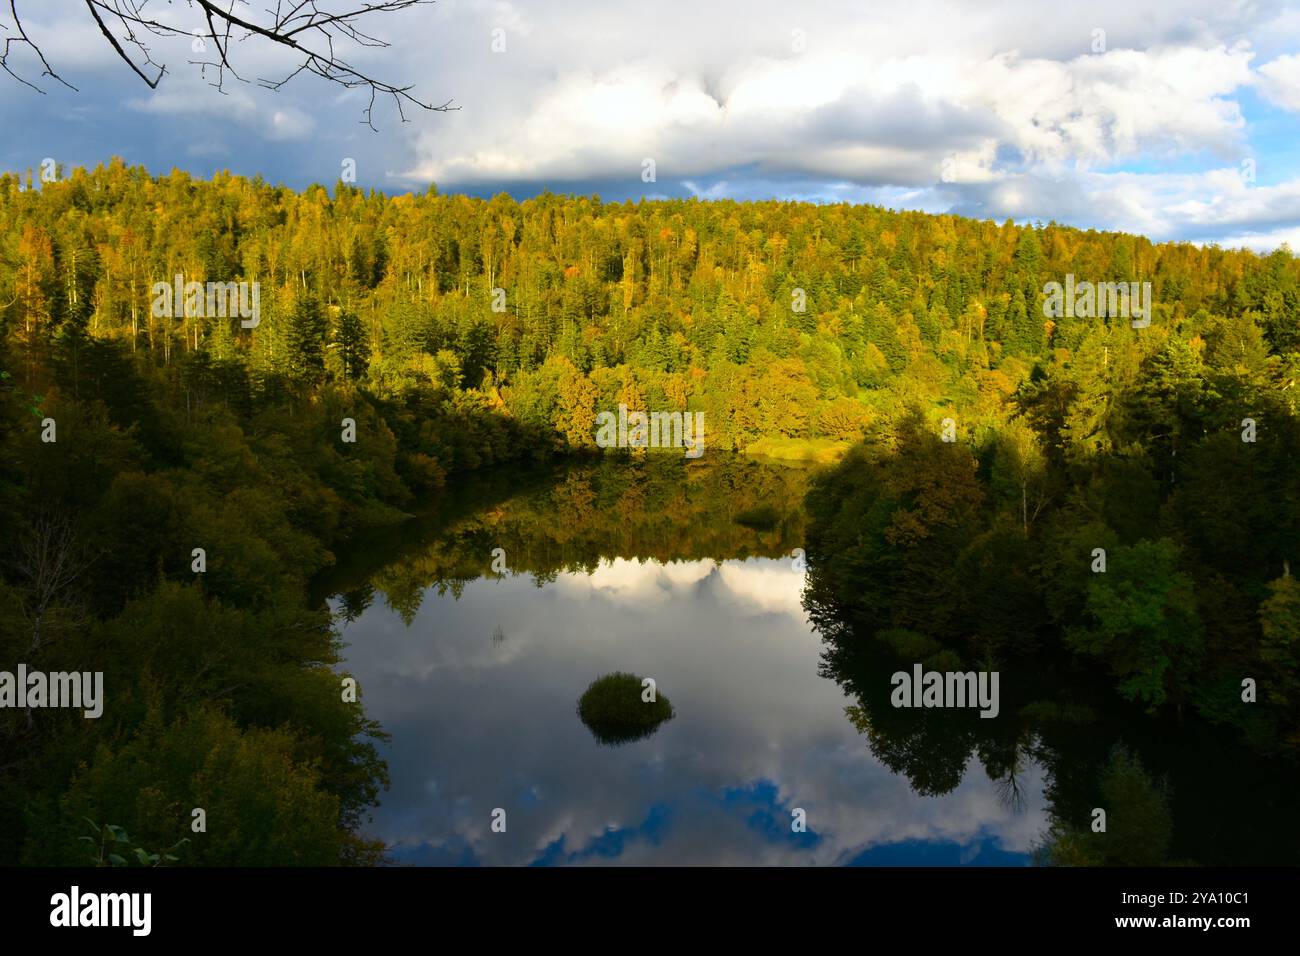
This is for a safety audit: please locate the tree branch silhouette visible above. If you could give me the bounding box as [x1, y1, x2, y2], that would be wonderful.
[1, 0, 454, 129]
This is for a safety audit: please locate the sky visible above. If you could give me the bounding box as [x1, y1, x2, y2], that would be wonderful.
[2, 0, 1300, 250]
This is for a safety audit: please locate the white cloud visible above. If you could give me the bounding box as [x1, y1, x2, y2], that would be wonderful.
[126, 86, 316, 142]
[1257, 53, 1300, 111]
[550, 556, 805, 619]
[405, 44, 1257, 187]
[2, 0, 1298, 246]
[367, 0, 1300, 248]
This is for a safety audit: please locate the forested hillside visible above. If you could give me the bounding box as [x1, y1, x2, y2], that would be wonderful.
[1, 159, 1297, 864]
[5, 158, 1298, 461]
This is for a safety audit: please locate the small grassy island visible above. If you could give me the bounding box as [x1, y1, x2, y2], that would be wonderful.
[577, 673, 675, 746]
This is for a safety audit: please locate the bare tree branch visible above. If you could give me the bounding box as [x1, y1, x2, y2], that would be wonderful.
[12, 509, 98, 655]
[84, 0, 164, 89]
[1, 1, 455, 129]
[0, 0, 78, 93]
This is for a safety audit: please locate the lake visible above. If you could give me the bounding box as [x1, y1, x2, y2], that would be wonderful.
[316, 456, 1300, 866]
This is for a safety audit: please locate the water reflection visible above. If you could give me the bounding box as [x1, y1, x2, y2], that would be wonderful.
[323, 457, 1298, 866]
[332, 530, 1046, 864]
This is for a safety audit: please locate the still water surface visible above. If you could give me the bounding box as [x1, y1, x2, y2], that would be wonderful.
[337, 555, 1044, 864]
[319, 457, 1297, 866]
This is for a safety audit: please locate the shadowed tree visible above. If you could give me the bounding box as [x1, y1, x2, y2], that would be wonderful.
[12, 509, 96, 654]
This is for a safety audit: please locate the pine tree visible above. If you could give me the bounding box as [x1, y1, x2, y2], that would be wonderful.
[336, 309, 370, 381]
[286, 293, 328, 384]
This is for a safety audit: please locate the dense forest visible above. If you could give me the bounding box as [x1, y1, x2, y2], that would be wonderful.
[0, 158, 1296, 864]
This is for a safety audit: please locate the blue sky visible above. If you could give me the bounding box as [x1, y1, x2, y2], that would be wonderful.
[2, 0, 1299, 250]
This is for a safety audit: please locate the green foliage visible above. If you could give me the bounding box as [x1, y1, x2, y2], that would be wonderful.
[7, 161, 1293, 462]
[2, 161, 1298, 863]
[1035, 744, 1174, 867]
[1067, 539, 1202, 709]
[1259, 572, 1300, 716]
[50, 705, 349, 866]
[79, 819, 189, 867]
[806, 300, 1300, 749]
